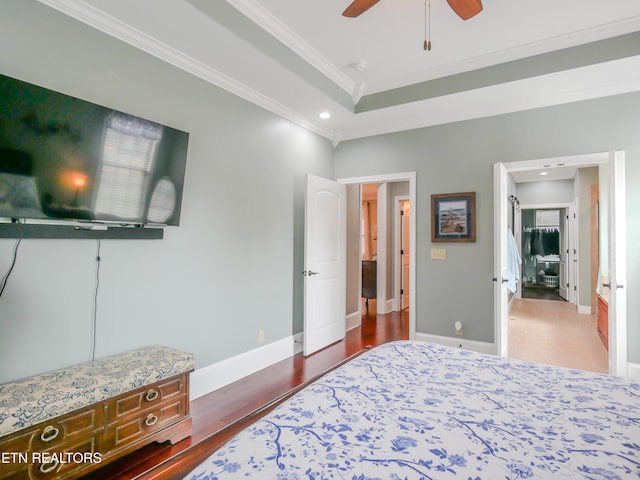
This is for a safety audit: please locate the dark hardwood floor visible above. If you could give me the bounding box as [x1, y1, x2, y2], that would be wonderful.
[83, 300, 409, 480]
[522, 282, 565, 301]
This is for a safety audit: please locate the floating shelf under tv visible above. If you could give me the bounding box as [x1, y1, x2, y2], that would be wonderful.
[0, 222, 164, 239]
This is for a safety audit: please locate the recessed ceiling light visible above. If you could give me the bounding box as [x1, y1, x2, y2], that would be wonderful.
[319, 112, 331, 119]
[540, 171, 548, 176]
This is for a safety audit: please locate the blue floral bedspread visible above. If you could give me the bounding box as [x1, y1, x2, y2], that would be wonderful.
[186, 341, 640, 479]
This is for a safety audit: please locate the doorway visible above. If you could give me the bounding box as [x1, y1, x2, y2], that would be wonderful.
[519, 206, 570, 302]
[495, 152, 627, 376]
[396, 197, 410, 311]
[339, 172, 417, 340]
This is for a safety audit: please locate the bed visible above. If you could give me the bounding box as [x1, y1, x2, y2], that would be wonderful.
[185, 341, 640, 479]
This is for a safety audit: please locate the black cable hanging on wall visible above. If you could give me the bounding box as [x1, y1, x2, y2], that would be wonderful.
[0, 238, 22, 298]
[90, 239, 101, 361]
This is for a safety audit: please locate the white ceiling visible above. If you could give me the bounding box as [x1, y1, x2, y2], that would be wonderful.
[40, 0, 640, 146]
[509, 166, 578, 184]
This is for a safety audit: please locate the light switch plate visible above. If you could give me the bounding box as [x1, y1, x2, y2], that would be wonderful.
[431, 248, 447, 260]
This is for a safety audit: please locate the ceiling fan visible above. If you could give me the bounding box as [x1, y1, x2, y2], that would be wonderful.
[342, 0, 483, 20]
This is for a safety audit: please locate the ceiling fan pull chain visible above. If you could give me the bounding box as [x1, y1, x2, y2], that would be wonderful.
[424, 0, 432, 51]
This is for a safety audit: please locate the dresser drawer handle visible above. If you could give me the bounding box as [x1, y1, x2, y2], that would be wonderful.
[144, 413, 159, 427]
[40, 425, 60, 442]
[39, 457, 59, 474]
[145, 389, 159, 402]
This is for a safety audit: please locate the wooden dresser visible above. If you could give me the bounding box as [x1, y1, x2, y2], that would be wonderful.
[597, 295, 608, 350]
[0, 346, 194, 480]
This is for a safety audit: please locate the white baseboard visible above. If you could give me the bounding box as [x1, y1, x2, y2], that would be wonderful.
[346, 311, 361, 331]
[385, 299, 394, 313]
[577, 305, 593, 315]
[190, 336, 294, 401]
[627, 362, 640, 379]
[415, 333, 496, 355]
[293, 332, 303, 354]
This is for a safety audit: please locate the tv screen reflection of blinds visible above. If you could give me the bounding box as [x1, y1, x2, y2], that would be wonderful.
[0, 72, 189, 227]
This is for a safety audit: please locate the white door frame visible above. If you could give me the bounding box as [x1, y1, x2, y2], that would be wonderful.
[394, 195, 410, 311]
[495, 152, 627, 376]
[375, 183, 388, 313]
[608, 150, 627, 377]
[568, 201, 577, 305]
[517, 202, 574, 303]
[338, 172, 417, 340]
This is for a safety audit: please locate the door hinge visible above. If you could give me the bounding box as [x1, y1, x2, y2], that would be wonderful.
[400, 289, 404, 295]
[400, 249, 404, 255]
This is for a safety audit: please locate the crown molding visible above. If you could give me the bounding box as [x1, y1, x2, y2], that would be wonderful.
[367, 15, 640, 94]
[226, 0, 355, 95]
[36, 0, 337, 141]
[341, 55, 640, 142]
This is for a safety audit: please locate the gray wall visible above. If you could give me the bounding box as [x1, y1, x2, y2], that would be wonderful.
[0, 1, 333, 383]
[517, 179, 574, 205]
[334, 93, 640, 363]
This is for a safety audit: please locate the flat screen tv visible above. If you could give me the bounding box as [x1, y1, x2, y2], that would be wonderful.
[0, 73, 189, 227]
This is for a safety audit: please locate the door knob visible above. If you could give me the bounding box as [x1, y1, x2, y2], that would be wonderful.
[302, 270, 319, 276]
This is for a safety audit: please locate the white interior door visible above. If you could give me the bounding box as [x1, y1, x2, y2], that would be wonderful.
[401, 200, 411, 309]
[568, 201, 577, 305]
[494, 163, 509, 357]
[303, 174, 347, 356]
[608, 151, 627, 377]
[558, 208, 569, 300]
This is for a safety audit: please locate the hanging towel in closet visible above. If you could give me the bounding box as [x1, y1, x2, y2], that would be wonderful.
[507, 228, 521, 293]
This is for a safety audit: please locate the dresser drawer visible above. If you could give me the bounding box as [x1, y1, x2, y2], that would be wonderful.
[105, 397, 188, 450]
[0, 431, 103, 480]
[0, 406, 100, 452]
[33, 407, 101, 452]
[30, 435, 104, 480]
[0, 406, 101, 478]
[108, 375, 186, 422]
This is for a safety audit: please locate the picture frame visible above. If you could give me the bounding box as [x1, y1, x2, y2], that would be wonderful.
[431, 192, 476, 242]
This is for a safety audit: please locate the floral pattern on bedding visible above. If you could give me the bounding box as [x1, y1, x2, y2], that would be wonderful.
[186, 341, 640, 479]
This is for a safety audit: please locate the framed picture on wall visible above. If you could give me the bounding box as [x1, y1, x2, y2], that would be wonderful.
[431, 192, 476, 242]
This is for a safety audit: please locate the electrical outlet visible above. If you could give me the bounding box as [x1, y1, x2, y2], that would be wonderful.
[431, 248, 447, 260]
[455, 321, 463, 336]
[258, 329, 264, 344]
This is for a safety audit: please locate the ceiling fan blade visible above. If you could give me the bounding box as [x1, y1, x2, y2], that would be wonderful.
[342, 0, 380, 17]
[446, 0, 483, 20]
